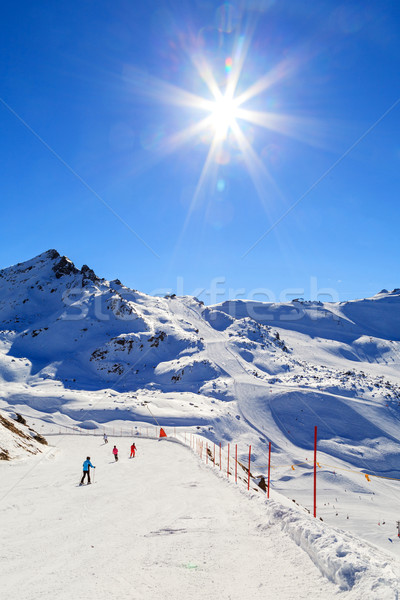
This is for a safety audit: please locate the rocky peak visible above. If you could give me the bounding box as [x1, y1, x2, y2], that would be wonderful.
[52, 256, 79, 279]
[45, 249, 60, 261]
[81, 264, 99, 283]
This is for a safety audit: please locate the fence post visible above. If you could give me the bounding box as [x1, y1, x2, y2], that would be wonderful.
[247, 445, 251, 491]
[314, 426, 317, 518]
[235, 444, 237, 483]
[227, 444, 230, 478]
[267, 441, 271, 499]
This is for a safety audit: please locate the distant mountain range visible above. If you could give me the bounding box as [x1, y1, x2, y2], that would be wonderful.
[1, 249, 399, 393]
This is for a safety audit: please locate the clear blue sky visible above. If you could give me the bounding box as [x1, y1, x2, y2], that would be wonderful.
[1, 0, 399, 303]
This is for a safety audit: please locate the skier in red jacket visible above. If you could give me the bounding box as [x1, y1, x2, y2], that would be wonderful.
[112, 445, 118, 461]
[130, 443, 136, 458]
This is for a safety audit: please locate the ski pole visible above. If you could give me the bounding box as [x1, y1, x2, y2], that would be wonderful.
[93, 468, 95, 484]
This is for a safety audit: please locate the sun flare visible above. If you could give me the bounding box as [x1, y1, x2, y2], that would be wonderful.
[126, 35, 316, 227]
[210, 94, 239, 139]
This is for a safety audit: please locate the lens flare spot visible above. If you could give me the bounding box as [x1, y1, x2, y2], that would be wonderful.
[217, 178, 226, 192]
[216, 3, 238, 34]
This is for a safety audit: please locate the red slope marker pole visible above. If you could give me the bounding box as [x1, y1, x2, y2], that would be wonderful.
[206, 443, 208, 464]
[267, 441, 271, 499]
[247, 445, 251, 491]
[314, 426, 317, 518]
[219, 443, 222, 471]
[227, 444, 230, 478]
[213, 442, 216, 466]
[235, 444, 237, 483]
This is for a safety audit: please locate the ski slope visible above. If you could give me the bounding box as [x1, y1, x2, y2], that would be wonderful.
[1, 250, 400, 571]
[1, 434, 398, 600]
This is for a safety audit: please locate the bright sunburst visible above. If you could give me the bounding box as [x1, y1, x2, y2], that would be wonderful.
[125, 33, 319, 228]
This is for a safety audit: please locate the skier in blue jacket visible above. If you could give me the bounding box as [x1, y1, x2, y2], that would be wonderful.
[80, 456, 95, 485]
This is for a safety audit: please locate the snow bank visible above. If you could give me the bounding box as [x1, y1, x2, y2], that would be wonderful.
[265, 500, 400, 598]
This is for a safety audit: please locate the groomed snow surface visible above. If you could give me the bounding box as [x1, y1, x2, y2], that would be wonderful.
[1, 434, 399, 599]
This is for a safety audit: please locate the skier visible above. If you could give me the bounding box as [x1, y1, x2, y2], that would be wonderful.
[80, 456, 95, 485]
[103, 433, 108, 444]
[130, 443, 137, 458]
[112, 445, 119, 461]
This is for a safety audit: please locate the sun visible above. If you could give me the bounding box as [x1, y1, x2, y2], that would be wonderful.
[210, 94, 239, 140]
[125, 39, 314, 222]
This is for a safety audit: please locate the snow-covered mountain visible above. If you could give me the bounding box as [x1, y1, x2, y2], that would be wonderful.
[1, 250, 400, 557]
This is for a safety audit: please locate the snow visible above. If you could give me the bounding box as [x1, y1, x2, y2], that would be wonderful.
[1, 250, 400, 596]
[1, 433, 398, 599]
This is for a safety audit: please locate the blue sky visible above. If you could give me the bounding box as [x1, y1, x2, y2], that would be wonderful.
[1, 0, 399, 303]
